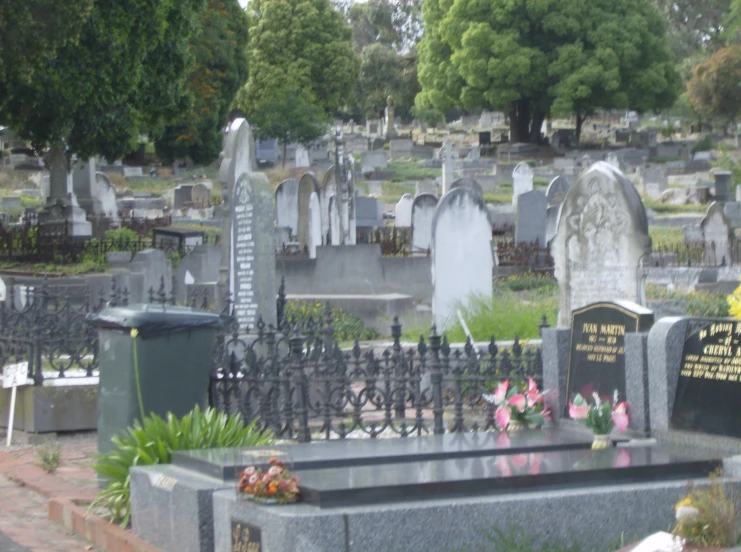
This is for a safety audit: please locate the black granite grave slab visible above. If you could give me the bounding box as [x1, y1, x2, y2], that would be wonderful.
[671, 319, 741, 438]
[172, 429, 594, 480]
[297, 446, 721, 508]
[566, 301, 654, 414]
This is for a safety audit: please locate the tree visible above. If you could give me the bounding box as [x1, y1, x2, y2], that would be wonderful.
[347, 0, 423, 52]
[416, 0, 681, 143]
[250, 85, 331, 167]
[238, 0, 359, 118]
[651, 0, 730, 60]
[687, 46, 741, 127]
[0, 0, 94, 116]
[2, 0, 205, 162]
[154, 0, 249, 165]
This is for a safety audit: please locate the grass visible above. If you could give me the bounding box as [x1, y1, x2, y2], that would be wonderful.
[37, 441, 61, 474]
[646, 284, 729, 318]
[649, 226, 685, 249]
[455, 524, 630, 552]
[387, 160, 442, 183]
[0, 259, 108, 275]
[643, 198, 706, 215]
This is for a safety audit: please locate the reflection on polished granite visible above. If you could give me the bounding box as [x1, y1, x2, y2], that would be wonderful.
[171, 429, 594, 480]
[296, 446, 722, 508]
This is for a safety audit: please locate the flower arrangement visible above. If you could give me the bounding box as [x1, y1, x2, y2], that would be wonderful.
[237, 458, 300, 504]
[483, 377, 551, 431]
[569, 391, 628, 448]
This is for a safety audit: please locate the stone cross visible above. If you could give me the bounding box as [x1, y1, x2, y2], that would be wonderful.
[552, 162, 651, 327]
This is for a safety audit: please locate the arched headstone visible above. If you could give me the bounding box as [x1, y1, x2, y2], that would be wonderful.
[95, 172, 118, 222]
[275, 178, 299, 237]
[546, 175, 570, 206]
[450, 177, 483, 199]
[191, 183, 210, 208]
[512, 162, 533, 207]
[320, 165, 336, 240]
[297, 173, 320, 249]
[395, 194, 414, 227]
[308, 192, 321, 258]
[552, 162, 650, 327]
[432, 187, 493, 330]
[701, 202, 732, 266]
[411, 193, 438, 253]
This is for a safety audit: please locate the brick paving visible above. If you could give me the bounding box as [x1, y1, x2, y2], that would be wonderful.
[0, 432, 100, 552]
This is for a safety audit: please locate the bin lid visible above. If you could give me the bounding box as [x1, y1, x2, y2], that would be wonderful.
[86, 303, 224, 337]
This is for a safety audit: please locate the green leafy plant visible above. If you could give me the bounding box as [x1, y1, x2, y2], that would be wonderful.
[37, 441, 61, 474]
[479, 524, 585, 552]
[569, 392, 629, 436]
[92, 406, 274, 527]
[284, 300, 380, 341]
[672, 468, 739, 547]
[691, 134, 714, 154]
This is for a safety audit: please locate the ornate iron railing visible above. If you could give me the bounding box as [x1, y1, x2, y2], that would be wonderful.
[209, 310, 545, 441]
[495, 240, 553, 268]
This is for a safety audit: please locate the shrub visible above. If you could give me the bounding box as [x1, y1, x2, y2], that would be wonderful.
[498, 272, 557, 292]
[104, 227, 140, 242]
[692, 134, 714, 154]
[37, 441, 61, 474]
[92, 406, 273, 526]
[672, 469, 739, 547]
[647, 284, 729, 318]
[284, 300, 380, 341]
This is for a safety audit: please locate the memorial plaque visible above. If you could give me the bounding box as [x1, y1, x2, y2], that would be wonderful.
[231, 520, 261, 552]
[231, 175, 258, 330]
[671, 319, 741, 438]
[565, 301, 653, 413]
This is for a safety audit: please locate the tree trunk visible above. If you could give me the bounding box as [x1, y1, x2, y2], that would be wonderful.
[516, 99, 530, 143]
[282, 141, 287, 169]
[575, 113, 585, 145]
[530, 108, 545, 143]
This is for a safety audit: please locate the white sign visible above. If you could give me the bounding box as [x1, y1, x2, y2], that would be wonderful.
[3, 362, 28, 388]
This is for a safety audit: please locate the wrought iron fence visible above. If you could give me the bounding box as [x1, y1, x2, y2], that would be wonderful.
[209, 310, 545, 441]
[651, 241, 735, 267]
[495, 240, 553, 268]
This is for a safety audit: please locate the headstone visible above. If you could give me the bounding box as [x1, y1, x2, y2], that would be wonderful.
[432, 187, 493, 330]
[671, 319, 741, 438]
[308, 192, 321, 259]
[701, 202, 732, 265]
[714, 170, 732, 202]
[123, 166, 143, 178]
[95, 173, 119, 221]
[191, 183, 210, 208]
[389, 139, 413, 157]
[255, 139, 279, 162]
[605, 152, 619, 169]
[552, 162, 651, 327]
[230, 171, 276, 330]
[411, 193, 438, 253]
[297, 173, 320, 249]
[512, 162, 534, 208]
[361, 151, 388, 174]
[515, 190, 547, 245]
[441, 141, 454, 195]
[546, 175, 570, 206]
[479, 132, 491, 147]
[384, 96, 397, 139]
[295, 146, 310, 168]
[725, 202, 741, 228]
[736, 185, 741, 203]
[329, 194, 340, 245]
[683, 224, 703, 244]
[355, 196, 383, 228]
[554, 158, 576, 176]
[545, 205, 559, 245]
[644, 165, 668, 194]
[566, 301, 654, 414]
[450, 177, 483, 199]
[395, 194, 414, 227]
[38, 148, 92, 236]
[275, 178, 299, 238]
[72, 157, 99, 216]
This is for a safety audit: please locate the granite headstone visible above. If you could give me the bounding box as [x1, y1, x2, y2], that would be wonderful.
[515, 190, 547, 245]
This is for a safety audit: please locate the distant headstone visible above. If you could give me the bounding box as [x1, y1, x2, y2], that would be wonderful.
[389, 139, 413, 157]
[671, 319, 741, 438]
[553, 158, 576, 176]
[123, 166, 143, 178]
[329, 194, 340, 245]
[173, 185, 194, 209]
[0, 196, 21, 210]
[411, 193, 438, 253]
[361, 151, 388, 174]
[275, 178, 299, 238]
[512, 162, 534, 208]
[552, 162, 651, 327]
[432, 187, 493, 330]
[545, 205, 559, 244]
[714, 170, 732, 202]
[255, 139, 279, 162]
[95, 173, 119, 221]
[295, 146, 310, 168]
[308, 192, 321, 259]
[384, 95, 397, 139]
[515, 190, 547, 244]
[468, 146, 480, 161]
[441, 141, 454, 195]
[725, 202, 741, 228]
[191, 183, 210, 208]
[546, 175, 570, 206]
[643, 165, 668, 194]
[701, 202, 732, 265]
[395, 194, 414, 227]
[450, 177, 483, 199]
[605, 152, 619, 169]
[566, 301, 654, 414]
[297, 173, 320, 249]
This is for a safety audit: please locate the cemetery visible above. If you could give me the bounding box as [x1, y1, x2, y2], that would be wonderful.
[8, 0, 741, 550]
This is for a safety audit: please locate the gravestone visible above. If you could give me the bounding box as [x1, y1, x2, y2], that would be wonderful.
[173, 185, 194, 209]
[295, 146, 310, 168]
[468, 146, 480, 161]
[191, 183, 210, 208]
[671, 319, 741, 438]
[441, 141, 454, 195]
[384, 95, 397, 139]
[395, 194, 414, 227]
[552, 162, 651, 327]
[546, 175, 570, 206]
[255, 139, 279, 162]
[566, 301, 654, 414]
[329, 194, 340, 245]
[605, 152, 619, 169]
[545, 205, 559, 245]
[390, 139, 413, 157]
[515, 190, 547, 244]
[297, 173, 320, 250]
[411, 193, 438, 253]
[95, 173, 119, 221]
[72, 157, 100, 216]
[361, 151, 388, 174]
[643, 166, 668, 195]
[38, 148, 92, 236]
[275, 178, 299, 238]
[714, 170, 732, 202]
[450, 177, 483, 199]
[512, 162, 533, 208]
[701, 202, 732, 265]
[432, 187, 493, 330]
[554, 158, 576, 176]
[308, 192, 321, 259]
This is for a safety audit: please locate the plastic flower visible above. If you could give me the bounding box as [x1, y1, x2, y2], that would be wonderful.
[507, 394, 527, 413]
[248, 474, 258, 485]
[569, 394, 589, 420]
[493, 380, 509, 405]
[541, 405, 553, 422]
[243, 466, 256, 476]
[495, 406, 511, 429]
[268, 466, 282, 477]
[611, 402, 629, 433]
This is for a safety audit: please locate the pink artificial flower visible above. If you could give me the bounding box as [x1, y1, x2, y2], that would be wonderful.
[496, 431, 511, 448]
[541, 405, 553, 422]
[243, 466, 256, 476]
[569, 402, 589, 420]
[612, 402, 629, 433]
[507, 394, 527, 413]
[511, 454, 528, 468]
[497, 456, 512, 477]
[526, 386, 541, 408]
[529, 453, 543, 475]
[248, 474, 258, 485]
[614, 448, 631, 469]
[493, 380, 509, 405]
[268, 466, 282, 477]
[495, 405, 511, 429]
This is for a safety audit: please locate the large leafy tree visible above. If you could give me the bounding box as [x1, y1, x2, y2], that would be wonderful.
[0, 0, 94, 116]
[687, 46, 741, 127]
[154, 0, 249, 165]
[347, 0, 423, 52]
[651, 0, 730, 60]
[237, 0, 359, 120]
[416, 0, 681, 143]
[2, 0, 205, 162]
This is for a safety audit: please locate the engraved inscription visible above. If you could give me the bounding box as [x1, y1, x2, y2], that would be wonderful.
[231, 520, 261, 552]
[232, 177, 259, 330]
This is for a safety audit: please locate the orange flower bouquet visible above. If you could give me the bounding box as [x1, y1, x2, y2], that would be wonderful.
[237, 458, 300, 504]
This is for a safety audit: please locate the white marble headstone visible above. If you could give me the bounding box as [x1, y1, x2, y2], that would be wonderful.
[295, 146, 310, 168]
[275, 178, 299, 238]
[395, 194, 414, 227]
[701, 202, 732, 265]
[308, 192, 321, 259]
[297, 173, 319, 249]
[411, 193, 438, 253]
[329, 194, 340, 245]
[432, 187, 493, 330]
[552, 162, 651, 327]
[512, 162, 534, 208]
[441, 141, 454, 195]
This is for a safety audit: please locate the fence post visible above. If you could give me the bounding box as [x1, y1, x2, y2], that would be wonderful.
[429, 325, 444, 434]
[291, 331, 311, 443]
[391, 316, 406, 420]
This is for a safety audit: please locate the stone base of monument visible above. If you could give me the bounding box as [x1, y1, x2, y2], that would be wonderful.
[38, 204, 92, 236]
[213, 446, 728, 552]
